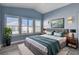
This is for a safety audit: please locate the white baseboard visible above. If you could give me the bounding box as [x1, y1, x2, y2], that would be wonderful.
[11, 40, 25, 45]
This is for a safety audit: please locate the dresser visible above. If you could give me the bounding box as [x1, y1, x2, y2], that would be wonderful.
[66, 33, 78, 49]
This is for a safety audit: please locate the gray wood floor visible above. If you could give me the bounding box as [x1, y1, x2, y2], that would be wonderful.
[0, 43, 79, 55]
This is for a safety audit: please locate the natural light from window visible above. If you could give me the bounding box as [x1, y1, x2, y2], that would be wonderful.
[35, 20, 41, 33]
[21, 18, 27, 34]
[6, 15, 41, 35]
[6, 16, 19, 34]
[28, 19, 33, 33]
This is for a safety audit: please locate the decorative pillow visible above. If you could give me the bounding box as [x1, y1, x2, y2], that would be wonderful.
[54, 32, 64, 37]
[59, 32, 64, 37]
[51, 31, 55, 35]
[54, 32, 61, 37]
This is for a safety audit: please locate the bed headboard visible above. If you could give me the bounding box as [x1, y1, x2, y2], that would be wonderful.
[46, 28, 69, 34]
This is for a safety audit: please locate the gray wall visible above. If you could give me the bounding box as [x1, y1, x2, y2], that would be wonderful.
[43, 3, 79, 38]
[1, 3, 79, 44]
[4, 7, 42, 19]
[0, 6, 2, 44]
[0, 6, 43, 44]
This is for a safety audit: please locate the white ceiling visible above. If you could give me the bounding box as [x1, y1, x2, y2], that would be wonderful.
[1, 3, 70, 14]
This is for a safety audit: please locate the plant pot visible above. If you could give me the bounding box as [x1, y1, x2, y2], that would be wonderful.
[6, 39, 11, 46]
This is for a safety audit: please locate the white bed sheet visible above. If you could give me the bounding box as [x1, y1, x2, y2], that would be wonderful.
[25, 34, 66, 53]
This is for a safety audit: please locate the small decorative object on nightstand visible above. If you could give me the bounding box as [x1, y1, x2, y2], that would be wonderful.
[66, 29, 78, 49]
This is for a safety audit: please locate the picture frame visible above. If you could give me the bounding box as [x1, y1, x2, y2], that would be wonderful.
[49, 18, 64, 28]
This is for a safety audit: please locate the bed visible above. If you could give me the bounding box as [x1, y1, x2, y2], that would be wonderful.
[24, 29, 68, 55]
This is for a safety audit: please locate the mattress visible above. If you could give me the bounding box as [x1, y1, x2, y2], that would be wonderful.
[25, 34, 66, 53]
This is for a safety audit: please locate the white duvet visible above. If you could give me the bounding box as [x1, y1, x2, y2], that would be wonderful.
[25, 34, 66, 53]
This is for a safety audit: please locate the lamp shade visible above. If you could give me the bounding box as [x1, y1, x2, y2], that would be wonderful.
[67, 16, 73, 24]
[68, 16, 72, 20]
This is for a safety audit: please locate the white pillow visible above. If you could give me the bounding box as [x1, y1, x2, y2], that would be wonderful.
[54, 32, 62, 37]
[45, 31, 52, 35]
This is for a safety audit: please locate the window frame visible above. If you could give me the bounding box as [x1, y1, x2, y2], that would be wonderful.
[5, 15, 20, 36]
[21, 17, 28, 34]
[35, 20, 41, 33]
[5, 14, 42, 36]
[28, 18, 34, 34]
[21, 17, 34, 34]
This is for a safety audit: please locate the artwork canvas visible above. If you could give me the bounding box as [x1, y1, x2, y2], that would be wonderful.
[50, 18, 64, 28]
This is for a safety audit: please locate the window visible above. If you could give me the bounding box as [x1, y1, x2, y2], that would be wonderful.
[35, 20, 41, 32]
[21, 18, 28, 34]
[21, 18, 33, 34]
[6, 16, 19, 34]
[6, 15, 41, 35]
[28, 19, 33, 33]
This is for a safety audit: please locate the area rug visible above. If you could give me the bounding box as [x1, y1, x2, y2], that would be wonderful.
[0, 43, 79, 55]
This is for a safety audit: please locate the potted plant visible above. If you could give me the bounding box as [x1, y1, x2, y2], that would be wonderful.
[3, 27, 12, 46]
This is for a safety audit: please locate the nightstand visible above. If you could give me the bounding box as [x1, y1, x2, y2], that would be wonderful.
[66, 33, 78, 49]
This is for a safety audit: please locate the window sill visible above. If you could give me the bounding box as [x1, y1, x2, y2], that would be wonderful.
[12, 33, 41, 37]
